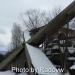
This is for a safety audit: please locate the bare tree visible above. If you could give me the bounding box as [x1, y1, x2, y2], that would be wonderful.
[20, 9, 51, 31]
[51, 7, 62, 18]
[11, 23, 23, 49]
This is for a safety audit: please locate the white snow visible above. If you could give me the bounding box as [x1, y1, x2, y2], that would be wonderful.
[0, 71, 27, 75]
[68, 47, 75, 54]
[18, 72, 28, 75]
[26, 44, 61, 75]
[0, 71, 15, 75]
[70, 64, 75, 69]
[64, 72, 70, 75]
[68, 57, 75, 60]
[52, 45, 59, 49]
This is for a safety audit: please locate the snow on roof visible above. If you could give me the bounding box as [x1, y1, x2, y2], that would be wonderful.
[26, 44, 61, 75]
[70, 65, 75, 69]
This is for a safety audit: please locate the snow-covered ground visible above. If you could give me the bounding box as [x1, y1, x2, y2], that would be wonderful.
[0, 71, 15, 75]
[0, 43, 70, 75]
[18, 72, 28, 75]
[26, 44, 61, 75]
[0, 71, 27, 75]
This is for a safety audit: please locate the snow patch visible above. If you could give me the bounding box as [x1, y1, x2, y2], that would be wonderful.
[26, 44, 61, 75]
[68, 57, 75, 60]
[0, 71, 15, 75]
[70, 65, 75, 69]
[0, 71, 27, 75]
[18, 72, 28, 75]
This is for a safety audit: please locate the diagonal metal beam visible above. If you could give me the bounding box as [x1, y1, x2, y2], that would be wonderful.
[27, 1, 75, 47]
[0, 47, 23, 70]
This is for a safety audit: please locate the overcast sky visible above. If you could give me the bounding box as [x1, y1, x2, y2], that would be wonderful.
[0, 0, 73, 51]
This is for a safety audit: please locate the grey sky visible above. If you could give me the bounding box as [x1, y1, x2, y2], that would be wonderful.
[0, 0, 73, 51]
